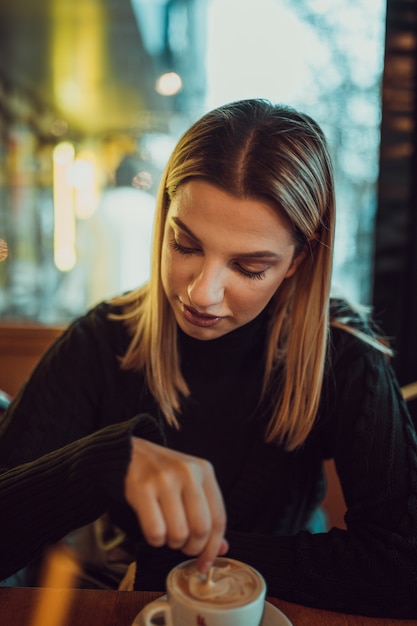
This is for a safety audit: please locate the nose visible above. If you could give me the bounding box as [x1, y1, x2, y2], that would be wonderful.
[187, 261, 225, 309]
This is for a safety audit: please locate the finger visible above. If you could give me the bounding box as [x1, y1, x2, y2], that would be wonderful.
[195, 521, 226, 573]
[188, 465, 227, 569]
[124, 438, 227, 559]
[180, 483, 212, 556]
[219, 538, 229, 555]
[193, 539, 229, 570]
[157, 489, 190, 550]
[128, 488, 167, 548]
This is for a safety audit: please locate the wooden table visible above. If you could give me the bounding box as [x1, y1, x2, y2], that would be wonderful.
[0, 587, 415, 626]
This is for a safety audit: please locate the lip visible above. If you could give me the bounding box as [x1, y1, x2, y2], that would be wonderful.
[181, 303, 223, 328]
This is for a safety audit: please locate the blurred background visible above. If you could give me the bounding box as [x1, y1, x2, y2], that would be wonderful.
[0, 0, 416, 391]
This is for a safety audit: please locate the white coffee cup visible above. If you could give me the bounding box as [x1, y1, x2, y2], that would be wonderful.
[141, 557, 266, 626]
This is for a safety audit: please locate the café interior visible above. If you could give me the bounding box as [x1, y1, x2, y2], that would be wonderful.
[0, 0, 416, 619]
[1, 0, 415, 411]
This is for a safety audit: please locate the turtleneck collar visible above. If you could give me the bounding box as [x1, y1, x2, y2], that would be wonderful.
[177, 305, 270, 378]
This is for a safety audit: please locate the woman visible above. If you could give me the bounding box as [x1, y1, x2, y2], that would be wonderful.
[0, 99, 416, 617]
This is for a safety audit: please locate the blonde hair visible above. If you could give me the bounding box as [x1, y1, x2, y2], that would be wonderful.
[111, 99, 339, 450]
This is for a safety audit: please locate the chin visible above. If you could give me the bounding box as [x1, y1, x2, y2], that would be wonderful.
[179, 321, 231, 341]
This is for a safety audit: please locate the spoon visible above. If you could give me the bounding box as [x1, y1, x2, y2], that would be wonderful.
[198, 566, 214, 586]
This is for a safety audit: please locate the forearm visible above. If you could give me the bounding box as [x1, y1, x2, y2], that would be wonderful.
[226, 527, 417, 619]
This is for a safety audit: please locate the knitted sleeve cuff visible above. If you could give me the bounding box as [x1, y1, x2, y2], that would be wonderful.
[0, 412, 164, 581]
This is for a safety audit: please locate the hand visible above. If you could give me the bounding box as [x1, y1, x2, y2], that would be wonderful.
[124, 437, 228, 572]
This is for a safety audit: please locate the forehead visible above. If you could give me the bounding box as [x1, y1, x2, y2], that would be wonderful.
[167, 180, 296, 250]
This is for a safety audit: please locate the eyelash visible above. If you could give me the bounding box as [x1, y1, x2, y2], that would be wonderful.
[171, 240, 196, 256]
[170, 239, 267, 281]
[238, 266, 266, 280]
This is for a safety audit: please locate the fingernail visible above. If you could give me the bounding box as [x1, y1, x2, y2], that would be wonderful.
[219, 539, 229, 554]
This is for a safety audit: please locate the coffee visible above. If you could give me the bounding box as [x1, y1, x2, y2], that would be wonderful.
[141, 558, 267, 626]
[169, 558, 263, 609]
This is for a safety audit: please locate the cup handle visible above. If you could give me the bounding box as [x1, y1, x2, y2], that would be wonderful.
[141, 598, 173, 626]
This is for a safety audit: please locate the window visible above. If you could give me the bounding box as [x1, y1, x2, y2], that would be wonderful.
[0, 0, 387, 322]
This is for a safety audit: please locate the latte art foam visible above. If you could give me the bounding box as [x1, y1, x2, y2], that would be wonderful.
[171, 559, 263, 608]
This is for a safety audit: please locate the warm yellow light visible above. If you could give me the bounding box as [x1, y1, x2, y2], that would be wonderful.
[55, 246, 77, 272]
[53, 142, 76, 272]
[70, 151, 100, 219]
[50, 1, 105, 130]
[0, 239, 8, 262]
[68, 160, 94, 188]
[155, 72, 183, 96]
[50, 118, 69, 137]
[53, 142, 75, 165]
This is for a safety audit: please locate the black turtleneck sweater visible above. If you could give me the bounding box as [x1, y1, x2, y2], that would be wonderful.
[168, 310, 268, 496]
[0, 300, 416, 618]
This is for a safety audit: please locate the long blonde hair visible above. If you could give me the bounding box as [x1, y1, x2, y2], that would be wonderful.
[111, 99, 336, 450]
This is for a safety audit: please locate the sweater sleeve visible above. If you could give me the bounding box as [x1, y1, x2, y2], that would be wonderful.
[226, 343, 417, 618]
[0, 302, 137, 469]
[0, 414, 164, 581]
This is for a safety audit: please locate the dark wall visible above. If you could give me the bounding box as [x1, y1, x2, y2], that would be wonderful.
[373, 0, 417, 419]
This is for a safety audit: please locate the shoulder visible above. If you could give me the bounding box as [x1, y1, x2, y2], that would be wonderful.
[46, 300, 132, 364]
[330, 297, 379, 336]
[319, 298, 400, 436]
[328, 297, 391, 367]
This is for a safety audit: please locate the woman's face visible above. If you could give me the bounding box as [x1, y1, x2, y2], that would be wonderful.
[161, 180, 304, 340]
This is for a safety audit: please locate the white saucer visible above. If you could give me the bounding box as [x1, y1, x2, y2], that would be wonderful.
[132, 595, 293, 626]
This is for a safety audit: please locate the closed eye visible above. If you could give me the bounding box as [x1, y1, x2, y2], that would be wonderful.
[172, 238, 270, 279]
[234, 263, 268, 280]
[171, 239, 201, 256]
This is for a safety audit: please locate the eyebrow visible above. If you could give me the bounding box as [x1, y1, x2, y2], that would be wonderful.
[171, 216, 283, 260]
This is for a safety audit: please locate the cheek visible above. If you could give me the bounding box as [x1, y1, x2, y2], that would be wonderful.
[160, 243, 173, 292]
[245, 273, 288, 310]
[161, 247, 187, 294]
[231, 280, 280, 315]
